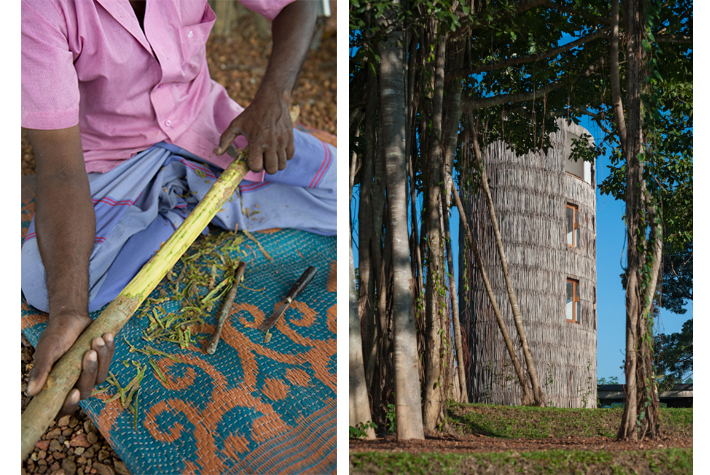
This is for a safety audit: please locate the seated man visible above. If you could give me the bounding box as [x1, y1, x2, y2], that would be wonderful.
[21, 0, 335, 415]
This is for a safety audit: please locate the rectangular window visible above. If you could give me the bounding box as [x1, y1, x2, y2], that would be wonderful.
[566, 204, 580, 247]
[566, 278, 581, 323]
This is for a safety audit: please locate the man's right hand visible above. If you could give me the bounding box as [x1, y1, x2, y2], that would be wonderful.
[26, 313, 115, 416]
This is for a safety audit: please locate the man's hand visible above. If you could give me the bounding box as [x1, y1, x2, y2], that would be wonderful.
[216, 89, 294, 175]
[26, 312, 115, 416]
[214, 1, 316, 175]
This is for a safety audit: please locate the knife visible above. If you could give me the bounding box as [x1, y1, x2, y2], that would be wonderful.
[258, 266, 317, 332]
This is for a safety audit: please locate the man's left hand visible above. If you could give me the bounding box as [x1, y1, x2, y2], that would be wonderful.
[215, 90, 295, 175]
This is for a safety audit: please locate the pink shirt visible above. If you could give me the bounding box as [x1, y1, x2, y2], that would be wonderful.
[21, 0, 293, 179]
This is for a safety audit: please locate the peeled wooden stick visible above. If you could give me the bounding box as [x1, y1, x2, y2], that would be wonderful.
[21, 155, 249, 459]
[206, 261, 247, 354]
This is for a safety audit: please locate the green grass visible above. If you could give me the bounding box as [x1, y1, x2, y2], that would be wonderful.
[350, 448, 693, 475]
[351, 405, 693, 474]
[446, 404, 693, 439]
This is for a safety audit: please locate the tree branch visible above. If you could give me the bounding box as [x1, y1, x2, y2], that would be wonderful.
[450, 0, 549, 40]
[463, 56, 606, 111]
[545, 1, 612, 25]
[656, 34, 693, 44]
[566, 107, 617, 142]
[454, 27, 609, 78]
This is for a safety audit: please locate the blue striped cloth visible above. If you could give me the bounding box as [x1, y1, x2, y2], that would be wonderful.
[21, 128, 336, 313]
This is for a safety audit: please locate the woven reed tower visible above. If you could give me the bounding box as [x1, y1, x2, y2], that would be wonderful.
[459, 120, 597, 408]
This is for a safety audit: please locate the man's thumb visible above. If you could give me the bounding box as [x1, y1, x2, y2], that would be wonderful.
[215, 121, 243, 156]
[26, 349, 55, 396]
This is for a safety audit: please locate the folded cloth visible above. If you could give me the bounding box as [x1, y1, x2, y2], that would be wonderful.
[21, 128, 336, 312]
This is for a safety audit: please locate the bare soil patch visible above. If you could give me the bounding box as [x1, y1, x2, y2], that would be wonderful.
[349, 432, 691, 454]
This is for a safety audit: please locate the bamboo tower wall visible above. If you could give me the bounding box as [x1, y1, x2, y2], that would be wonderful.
[459, 121, 597, 408]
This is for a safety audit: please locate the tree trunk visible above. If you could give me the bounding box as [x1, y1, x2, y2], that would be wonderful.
[349, 129, 375, 439]
[469, 120, 545, 407]
[349, 235, 375, 438]
[423, 31, 447, 431]
[377, 1, 424, 440]
[618, 0, 660, 440]
[440, 47, 468, 403]
[360, 65, 379, 390]
[370, 123, 389, 424]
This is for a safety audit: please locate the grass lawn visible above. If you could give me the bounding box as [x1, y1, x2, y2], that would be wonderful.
[447, 403, 693, 439]
[350, 404, 693, 474]
[350, 448, 692, 475]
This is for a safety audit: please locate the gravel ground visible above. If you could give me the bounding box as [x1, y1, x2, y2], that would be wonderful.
[21, 4, 336, 473]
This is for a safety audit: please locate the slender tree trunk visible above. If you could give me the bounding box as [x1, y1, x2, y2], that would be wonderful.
[349, 134, 374, 439]
[618, 0, 660, 440]
[377, 1, 424, 440]
[423, 31, 447, 431]
[371, 125, 388, 424]
[451, 183, 534, 405]
[443, 186, 467, 402]
[440, 44, 468, 403]
[610, 0, 627, 157]
[360, 65, 379, 390]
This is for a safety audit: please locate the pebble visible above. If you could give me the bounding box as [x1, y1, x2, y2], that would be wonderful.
[49, 439, 62, 452]
[93, 462, 115, 475]
[70, 433, 91, 448]
[35, 440, 50, 451]
[74, 448, 85, 456]
[46, 428, 62, 439]
[97, 449, 110, 462]
[113, 461, 130, 475]
[58, 415, 72, 427]
[87, 432, 99, 445]
[62, 458, 78, 475]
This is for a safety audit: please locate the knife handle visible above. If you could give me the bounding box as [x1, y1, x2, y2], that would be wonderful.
[285, 266, 317, 302]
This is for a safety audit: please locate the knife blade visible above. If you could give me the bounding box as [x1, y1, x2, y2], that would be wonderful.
[258, 266, 317, 332]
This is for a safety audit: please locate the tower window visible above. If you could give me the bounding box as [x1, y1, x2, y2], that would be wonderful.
[566, 204, 580, 248]
[566, 278, 580, 323]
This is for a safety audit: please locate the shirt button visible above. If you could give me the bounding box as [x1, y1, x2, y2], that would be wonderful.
[165, 120, 172, 127]
[188, 30, 193, 38]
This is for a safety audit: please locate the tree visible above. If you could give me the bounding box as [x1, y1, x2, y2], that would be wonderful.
[351, 0, 691, 440]
[597, 0, 691, 440]
[376, 0, 425, 440]
[654, 319, 692, 393]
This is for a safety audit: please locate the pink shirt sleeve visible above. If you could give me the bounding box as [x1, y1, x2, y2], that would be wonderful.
[237, 0, 296, 21]
[21, 0, 80, 130]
